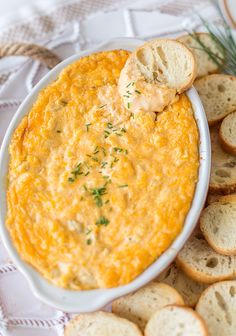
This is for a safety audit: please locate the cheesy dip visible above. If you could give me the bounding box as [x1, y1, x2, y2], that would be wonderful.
[6, 50, 199, 290]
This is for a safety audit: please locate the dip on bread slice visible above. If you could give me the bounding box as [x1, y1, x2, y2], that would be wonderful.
[118, 39, 196, 113]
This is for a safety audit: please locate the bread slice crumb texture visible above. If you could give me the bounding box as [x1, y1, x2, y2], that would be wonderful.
[195, 74, 236, 125]
[119, 39, 196, 113]
[200, 201, 236, 255]
[210, 126, 236, 194]
[157, 263, 208, 307]
[64, 311, 143, 336]
[219, 111, 236, 155]
[178, 33, 221, 78]
[145, 305, 208, 336]
[196, 281, 236, 336]
[176, 229, 236, 283]
[112, 282, 184, 330]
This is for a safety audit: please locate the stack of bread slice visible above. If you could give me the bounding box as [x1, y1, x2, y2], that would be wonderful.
[64, 34, 236, 336]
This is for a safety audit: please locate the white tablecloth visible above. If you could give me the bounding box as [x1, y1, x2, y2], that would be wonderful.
[0, 0, 223, 335]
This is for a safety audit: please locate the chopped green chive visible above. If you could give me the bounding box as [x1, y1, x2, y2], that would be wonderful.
[99, 104, 107, 109]
[101, 147, 106, 156]
[86, 238, 92, 245]
[118, 184, 128, 188]
[68, 163, 83, 182]
[135, 90, 141, 94]
[101, 162, 108, 168]
[91, 186, 107, 207]
[84, 171, 90, 176]
[86, 229, 92, 235]
[127, 102, 131, 109]
[107, 122, 113, 129]
[96, 216, 110, 226]
[86, 123, 91, 132]
[114, 147, 123, 153]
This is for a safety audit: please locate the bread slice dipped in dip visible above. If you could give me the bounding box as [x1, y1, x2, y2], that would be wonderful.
[6, 40, 199, 290]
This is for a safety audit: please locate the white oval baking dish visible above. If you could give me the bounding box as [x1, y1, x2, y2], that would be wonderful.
[0, 38, 211, 313]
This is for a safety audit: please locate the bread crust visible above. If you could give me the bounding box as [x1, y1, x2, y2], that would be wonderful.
[112, 282, 184, 331]
[219, 115, 236, 155]
[64, 311, 143, 336]
[209, 183, 236, 195]
[176, 235, 236, 284]
[175, 257, 232, 284]
[196, 280, 236, 336]
[144, 304, 209, 336]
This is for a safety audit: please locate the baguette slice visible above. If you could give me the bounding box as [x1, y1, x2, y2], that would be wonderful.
[178, 33, 221, 78]
[195, 74, 236, 125]
[206, 193, 222, 205]
[145, 305, 208, 336]
[207, 193, 236, 205]
[112, 282, 184, 331]
[176, 229, 236, 284]
[219, 111, 236, 155]
[200, 201, 236, 255]
[196, 281, 236, 336]
[119, 39, 196, 113]
[64, 311, 143, 336]
[210, 126, 236, 194]
[157, 263, 208, 307]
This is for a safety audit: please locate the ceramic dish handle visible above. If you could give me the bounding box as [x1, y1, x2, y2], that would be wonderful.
[0, 42, 61, 69]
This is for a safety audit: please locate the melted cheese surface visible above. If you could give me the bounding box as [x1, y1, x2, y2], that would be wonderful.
[6, 50, 199, 290]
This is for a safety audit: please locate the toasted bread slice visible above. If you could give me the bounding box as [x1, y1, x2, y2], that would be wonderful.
[157, 263, 208, 307]
[195, 74, 236, 125]
[119, 39, 196, 113]
[145, 305, 208, 336]
[207, 193, 236, 205]
[196, 281, 236, 336]
[176, 229, 236, 284]
[200, 201, 236, 255]
[210, 126, 236, 194]
[178, 32, 221, 78]
[64, 311, 142, 336]
[112, 282, 184, 331]
[219, 111, 236, 155]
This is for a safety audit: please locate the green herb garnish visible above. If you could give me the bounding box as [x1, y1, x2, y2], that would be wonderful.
[68, 163, 83, 182]
[135, 90, 141, 94]
[127, 102, 131, 109]
[96, 216, 110, 226]
[118, 184, 128, 188]
[99, 104, 107, 109]
[113, 147, 123, 153]
[86, 123, 91, 132]
[86, 238, 92, 245]
[91, 186, 107, 207]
